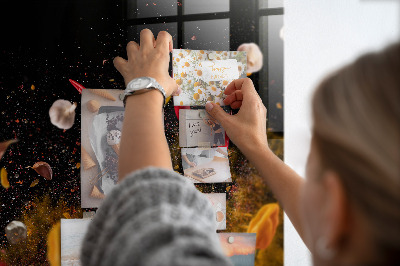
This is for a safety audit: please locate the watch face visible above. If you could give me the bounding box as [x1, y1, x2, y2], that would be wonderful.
[130, 77, 151, 90]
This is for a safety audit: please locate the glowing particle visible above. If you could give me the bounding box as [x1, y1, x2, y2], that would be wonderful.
[191, 35, 196, 41]
[1, 167, 9, 189]
[276, 102, 282, 109]
[109, 79, 115, 82]
[31, 85, 35, 90]
[76, 162, 81, 169]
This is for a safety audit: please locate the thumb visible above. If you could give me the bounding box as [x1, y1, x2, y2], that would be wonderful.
[113, 56, 127, 74]
[205, 102, 231, 128]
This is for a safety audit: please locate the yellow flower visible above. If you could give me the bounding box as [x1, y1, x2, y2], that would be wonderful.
[222, 80, 229, 85]
[176, 79, 183, 85]
[180, 101, 183, 105]
[194, 81, 201, 87]
[197, 70, 202, 76]
[198, 89, 202, 94]
[247, 203, 280, 250]
[185, 62, 190, 67]
[193, 93, 200, 100]
[211, 86, 217, 91]
[200, 50, 205, 54]
[176, 58, 180, 62]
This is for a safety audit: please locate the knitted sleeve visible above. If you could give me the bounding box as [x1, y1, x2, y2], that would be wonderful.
[80, 167, 232, 266]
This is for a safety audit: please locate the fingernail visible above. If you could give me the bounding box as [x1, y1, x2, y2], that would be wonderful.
[205, 102, 214, 112]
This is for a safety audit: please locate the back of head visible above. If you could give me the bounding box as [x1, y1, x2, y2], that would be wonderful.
[312, 43, 400, 264]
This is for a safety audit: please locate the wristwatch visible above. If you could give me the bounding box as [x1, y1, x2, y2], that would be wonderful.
[120, 77, 166, 108]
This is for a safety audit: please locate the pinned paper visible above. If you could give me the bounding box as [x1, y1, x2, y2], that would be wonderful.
[172, 49, 247, 106]
[218, 233, 256, 266]
[204, 193, 227, 230]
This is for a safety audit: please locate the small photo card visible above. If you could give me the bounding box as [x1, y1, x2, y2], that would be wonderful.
[204, 193, 227, 230]
[61, 218, 92, 265]
[179, 109, 226, 148]
[218, 233, 257, 266]
[181, 147, 231, 183]
[81, 89, 124, 208]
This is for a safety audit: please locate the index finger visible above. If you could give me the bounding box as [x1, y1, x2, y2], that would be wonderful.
[224, 78, 256, 97]
[155, 31, 173, 53]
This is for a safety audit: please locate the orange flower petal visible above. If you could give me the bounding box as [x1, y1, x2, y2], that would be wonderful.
[247, 203, 280, 250]
[47, 222, 61, 266]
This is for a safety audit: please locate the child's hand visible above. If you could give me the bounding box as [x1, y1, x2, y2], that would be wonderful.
[113, 29, 178, 97]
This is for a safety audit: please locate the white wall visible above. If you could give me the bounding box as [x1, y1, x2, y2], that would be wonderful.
[284, 1, 399, 265]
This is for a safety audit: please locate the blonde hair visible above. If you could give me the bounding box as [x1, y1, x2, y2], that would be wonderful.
[312, 43, 400, 264]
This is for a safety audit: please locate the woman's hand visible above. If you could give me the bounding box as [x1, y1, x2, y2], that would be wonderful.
[113, 29, 178, 97]
[205, 78, 269, 156]
[188, 162, 197, 168]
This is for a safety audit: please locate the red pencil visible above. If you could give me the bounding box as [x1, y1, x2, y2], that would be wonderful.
[69, 79, 86, 94]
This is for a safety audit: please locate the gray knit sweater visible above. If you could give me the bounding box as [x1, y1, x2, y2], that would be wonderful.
[80, 167, 233, 266]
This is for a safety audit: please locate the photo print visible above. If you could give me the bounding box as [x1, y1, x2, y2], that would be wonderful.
[204, 193, 227, 230]
[172, 49, 247, 106]
[179, 109, 226, 148]
[218, 233, 257, 266]
[81, 89, 125, 208]
[61, 219, 92, 266]
[181, 147, 231, 183]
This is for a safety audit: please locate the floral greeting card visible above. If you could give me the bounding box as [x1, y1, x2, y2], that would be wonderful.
[173, 49, 247, 106]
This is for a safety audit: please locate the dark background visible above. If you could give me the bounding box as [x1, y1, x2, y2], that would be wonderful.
[0, 0, 127, 247]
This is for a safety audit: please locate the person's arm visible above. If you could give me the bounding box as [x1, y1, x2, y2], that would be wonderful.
[205, 78, 306, 240]
[113, 29, 178, 181]
[81, 30, 232, 266]
[182, 154, 197, 167]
